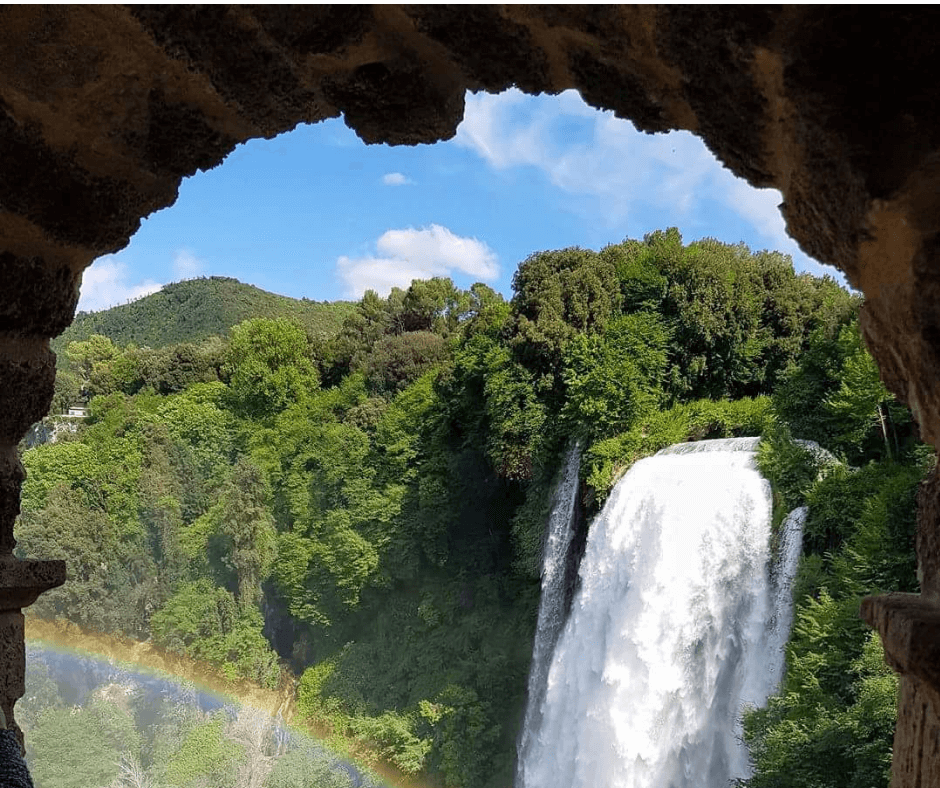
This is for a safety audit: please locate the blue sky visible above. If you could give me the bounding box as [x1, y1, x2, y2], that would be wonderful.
[78, 89, 841, 312]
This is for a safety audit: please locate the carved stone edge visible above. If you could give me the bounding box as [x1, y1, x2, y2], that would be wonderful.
[861, 592, 940, 692]
[0, 555, 64, 750]
[0, 555, 66, 610]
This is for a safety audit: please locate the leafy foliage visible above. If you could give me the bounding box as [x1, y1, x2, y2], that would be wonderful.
[21, 232, 893, 788]
[225, 317, 320, 419]
[357, 331, 449, 395]
[741, 450, 928, 787]
[164, 715, 245, 788]
[561, 311, 670, 440]
[743, 631, 898, 788]
[151, 580, 280, 688]
[581, 396, 774, 506]
[27, 696, 141, 788]
[20, 657, 368, 788]
[774, 317, 912, 463]
[265, 743, 357, 788]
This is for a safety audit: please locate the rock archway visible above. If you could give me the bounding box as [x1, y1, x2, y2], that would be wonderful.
[1, 7, 939, 782]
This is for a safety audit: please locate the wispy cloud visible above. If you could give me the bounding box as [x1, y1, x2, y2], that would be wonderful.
[456, 89, 729, 224]
[338, 224, 499, 297]
[382, 172, 414, 186]
[456, 89, 828, 274]
[77, 256, 163, 313]
[172, 249, 204, 279]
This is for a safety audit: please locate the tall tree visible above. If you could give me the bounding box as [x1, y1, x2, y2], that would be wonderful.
[216, 460, 278, 611]
[65, 333, 120, 395]
[225, 318, 319, 419]
[16, 484, 155, 636]
[509, 246, 621, 380]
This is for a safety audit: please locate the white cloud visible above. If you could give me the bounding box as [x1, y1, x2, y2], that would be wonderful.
[172, 249, 204, 279]
[456, 89, 722, 226]
[455, 89, 836, 275]
[382, 172, 414, 186]
[338, 224, 499, 297]
[77, 256, 163, 313]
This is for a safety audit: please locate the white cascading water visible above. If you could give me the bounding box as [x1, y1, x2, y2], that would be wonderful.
[763, 506, 807, 690]
[517, 438, 805, 788]
[516, 444, 582, 781]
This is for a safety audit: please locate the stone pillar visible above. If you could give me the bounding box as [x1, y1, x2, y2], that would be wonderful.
[0, 252, 76, 748]
[860, 593, 940, 787]
[861, 465, 940, 788]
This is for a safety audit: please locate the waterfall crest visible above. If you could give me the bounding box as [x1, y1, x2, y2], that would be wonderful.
[517, 438, 803, 788]
[516, 444, 582, 779]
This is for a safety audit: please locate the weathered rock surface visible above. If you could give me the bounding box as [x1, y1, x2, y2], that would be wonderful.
[1, 6, 940, 780]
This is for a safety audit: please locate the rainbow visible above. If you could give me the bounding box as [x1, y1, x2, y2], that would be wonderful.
[24, 617, 430, 788]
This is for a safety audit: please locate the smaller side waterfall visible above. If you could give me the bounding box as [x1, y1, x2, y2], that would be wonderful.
[516, 444, 582, 781]
[763, 506, 808, 686]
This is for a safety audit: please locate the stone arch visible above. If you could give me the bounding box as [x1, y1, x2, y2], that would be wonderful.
[1, 7, 939, 781]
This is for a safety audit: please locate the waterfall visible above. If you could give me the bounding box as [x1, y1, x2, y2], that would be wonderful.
[516, 444, 582, 781]
[517, 438, 805, 788]
[764, 506, 807, 686]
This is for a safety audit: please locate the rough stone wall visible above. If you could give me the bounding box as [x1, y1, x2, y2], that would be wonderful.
[1, 6, 940, 779]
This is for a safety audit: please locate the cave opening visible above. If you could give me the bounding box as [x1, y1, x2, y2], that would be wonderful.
[3, 7, 940, 787]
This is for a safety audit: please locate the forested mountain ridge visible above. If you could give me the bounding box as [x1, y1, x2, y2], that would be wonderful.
[54, 277, 355, 355]
[17, 229, 923, 788]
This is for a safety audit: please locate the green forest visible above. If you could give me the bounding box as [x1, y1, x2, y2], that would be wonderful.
[15, 228, 925, 788]
[52, 277, 355, 354]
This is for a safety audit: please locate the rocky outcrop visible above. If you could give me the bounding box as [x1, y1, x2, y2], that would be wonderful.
[1, 6, 939, 779]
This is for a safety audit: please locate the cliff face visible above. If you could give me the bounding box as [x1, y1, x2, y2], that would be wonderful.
[0, 6, 938, 780]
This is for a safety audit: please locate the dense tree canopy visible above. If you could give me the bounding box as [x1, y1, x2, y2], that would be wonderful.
[19, 230, 912, 788]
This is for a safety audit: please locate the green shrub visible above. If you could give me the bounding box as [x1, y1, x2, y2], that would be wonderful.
[583, 396, 774, 506]
[756, 423, 839, 546]
[804, 465, 880, 557]
[350, 712, 431, 775]
[151, 581, 280, 688]
[164, 715, 244, 788]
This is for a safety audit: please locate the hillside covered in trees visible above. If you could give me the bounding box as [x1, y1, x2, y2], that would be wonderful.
[54, 277, 355, 355]
[17, 229, 924, 788]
